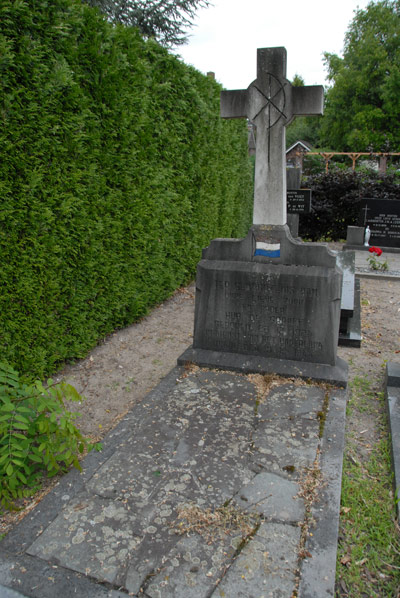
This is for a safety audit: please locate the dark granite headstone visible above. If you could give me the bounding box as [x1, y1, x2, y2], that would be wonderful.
[287, 189, 311, 214]
[286, 168, 301, 238]
[359, 199, 400, 248]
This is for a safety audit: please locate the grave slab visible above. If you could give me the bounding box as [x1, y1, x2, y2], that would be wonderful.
[0, 367, 346, 598]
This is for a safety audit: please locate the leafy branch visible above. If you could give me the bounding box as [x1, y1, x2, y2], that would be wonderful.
[0, 362, 101, 511]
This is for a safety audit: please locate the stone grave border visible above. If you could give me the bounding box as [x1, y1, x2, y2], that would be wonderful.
[385, 362, 400, 520]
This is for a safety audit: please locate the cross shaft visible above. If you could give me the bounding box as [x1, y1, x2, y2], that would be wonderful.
[221, 47, 324, 226]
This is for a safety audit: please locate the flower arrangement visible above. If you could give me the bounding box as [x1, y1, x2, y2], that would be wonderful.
[367, 246, 389, 271]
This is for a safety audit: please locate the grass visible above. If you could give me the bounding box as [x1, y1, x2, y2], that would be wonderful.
[336, 374, 400, 597]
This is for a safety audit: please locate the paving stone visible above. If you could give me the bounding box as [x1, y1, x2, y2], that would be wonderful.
[0, 549, 128, 598]
[234, 472, 304, 523]
[256, 384, 326, 420]
[145, 533, 238, 598]
[211, 521, 301, 598]
[27, 493, 142, 585]
[0, 585, 30, 598]
[191, 454, 254, 506]
[251, 416, 320, 477]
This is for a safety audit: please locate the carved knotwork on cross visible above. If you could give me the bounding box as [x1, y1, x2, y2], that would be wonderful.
[221, 47, 324, 226]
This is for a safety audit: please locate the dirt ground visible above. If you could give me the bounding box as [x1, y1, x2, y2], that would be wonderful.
[1, 249, 400, 536]
[56, 271, 399, 443]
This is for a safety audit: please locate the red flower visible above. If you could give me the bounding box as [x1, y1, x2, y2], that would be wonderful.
[369, 246, 383, 256]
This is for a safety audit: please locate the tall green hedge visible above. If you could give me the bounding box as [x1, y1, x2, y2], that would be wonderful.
[0, 0, 253, 378]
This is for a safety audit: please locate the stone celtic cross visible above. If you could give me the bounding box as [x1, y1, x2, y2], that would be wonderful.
[221, 47, 324, 226]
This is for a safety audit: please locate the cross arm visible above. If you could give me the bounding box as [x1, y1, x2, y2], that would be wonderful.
[291, 85, 324, 120]
[220, 89, 248, 119]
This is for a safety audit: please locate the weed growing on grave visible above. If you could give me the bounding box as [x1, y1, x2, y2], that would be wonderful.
[317, 390, 331, 438]
[336, 375, 400, 596]
[296, 452, 323, 559]
[173, 503, 259, 543]
[0, 362, 101, 511]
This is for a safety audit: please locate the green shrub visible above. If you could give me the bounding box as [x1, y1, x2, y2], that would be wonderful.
[0, 0, 253, 378]
[0, 361, 100, 511]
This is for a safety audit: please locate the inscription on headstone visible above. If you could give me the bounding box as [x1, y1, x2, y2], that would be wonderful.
[287, 189, 311, 214]
[360, 199, 400, 247]
[194, 261, 340, 365]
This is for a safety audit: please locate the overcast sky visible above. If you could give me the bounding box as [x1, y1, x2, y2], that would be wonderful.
[173, 0, 373, 89]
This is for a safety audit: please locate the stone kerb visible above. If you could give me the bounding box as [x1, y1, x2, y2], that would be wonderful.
[385, 363, 400, 519]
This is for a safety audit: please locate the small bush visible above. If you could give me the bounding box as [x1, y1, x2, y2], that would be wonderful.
[0, 362, 100, 511]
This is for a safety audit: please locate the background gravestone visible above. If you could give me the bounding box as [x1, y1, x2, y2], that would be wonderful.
[286, 167, 311, 239]
[287, 189, 311, 215]
[286, 167, 301, 238]
[360, 198, 400, 248]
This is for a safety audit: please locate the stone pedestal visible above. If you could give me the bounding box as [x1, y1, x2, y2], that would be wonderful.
[179, 226, 348, 386]
[287, 213, 299, 238]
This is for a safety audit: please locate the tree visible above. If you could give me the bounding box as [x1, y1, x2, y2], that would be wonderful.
[83, 0, 210, 46]
[286, 74, 322, 148]
[320, 0, 400, 151]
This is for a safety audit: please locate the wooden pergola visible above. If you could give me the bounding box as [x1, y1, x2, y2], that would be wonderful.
[306, 152, 400, 173]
